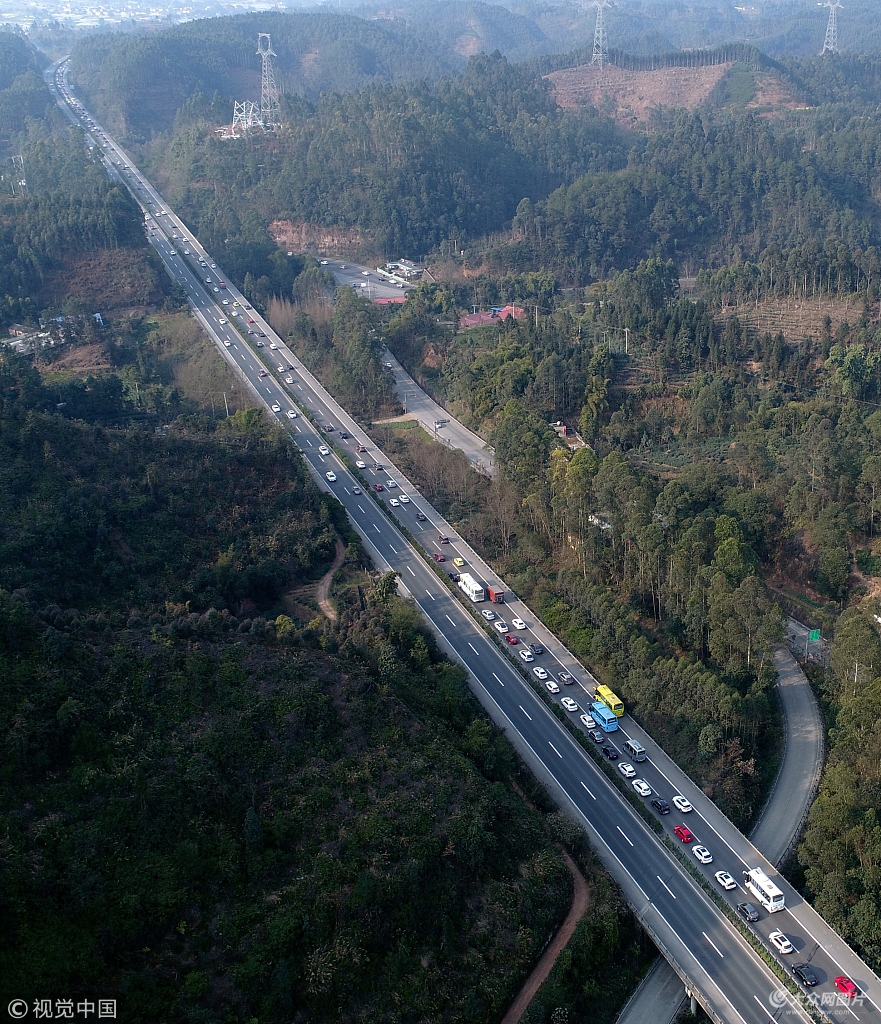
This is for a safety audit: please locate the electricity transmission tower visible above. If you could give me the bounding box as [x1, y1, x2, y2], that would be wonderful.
[591, 0, 610, 67]
[257, 33, 280, 128]
[821, 0, 842, 55]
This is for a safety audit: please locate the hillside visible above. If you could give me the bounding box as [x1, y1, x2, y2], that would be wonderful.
[546, 60, 801, 126]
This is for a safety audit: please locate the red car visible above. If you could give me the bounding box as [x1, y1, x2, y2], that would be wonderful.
[674, 825, 694, 843]
[835, 977, 858, 998]
[373, 483, 384, 492]
[432, 553, 445, 562]
[504, 634, 519, 645]
[247, 317, 255, 323]
[258, 370, 267, 378]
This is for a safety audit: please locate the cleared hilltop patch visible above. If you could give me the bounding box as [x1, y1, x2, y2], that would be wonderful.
[546, 61, 800, 126]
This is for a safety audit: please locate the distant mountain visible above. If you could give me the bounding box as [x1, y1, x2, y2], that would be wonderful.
[400, 1, 552, 62]
[69, 11, 464, 137]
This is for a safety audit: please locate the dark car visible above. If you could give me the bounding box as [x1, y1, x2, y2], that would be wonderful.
[589, 730, 603, 743]
[339, 431, 349, 439]
[447, 572, 460, 582]
[324, 424, 334, 431]
[602, 746, 619, 760]
[736, 902, 760, 923]
[558, 671, 575, 686]
[529, 643, 545, 655]
[258, 332, 266, 337]
[651, 798, 670, 815]
[415, 512, 427, 521]
[438, 535, 449, 544]
[373, 483, 384, 492]
[792, 963, 818, 987]
[373, 463, 383, 472]
[357, 445, 367, 452]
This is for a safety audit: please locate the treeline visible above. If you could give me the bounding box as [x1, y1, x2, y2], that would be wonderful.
[70, 10, 463, 137]
[72, 43, 626, 257]
[0, 32, 49, 136]
[491, 108, 881, 278]
[798, 601, 881, 966]
[0, 54, 162, 327]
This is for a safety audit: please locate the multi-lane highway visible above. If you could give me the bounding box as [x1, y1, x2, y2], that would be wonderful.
[46, 57, 881, 1024]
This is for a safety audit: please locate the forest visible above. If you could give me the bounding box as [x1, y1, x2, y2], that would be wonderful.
[0, 346, 653, 1023]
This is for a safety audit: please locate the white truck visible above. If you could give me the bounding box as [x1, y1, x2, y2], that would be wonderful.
[458, 573, 485, 603]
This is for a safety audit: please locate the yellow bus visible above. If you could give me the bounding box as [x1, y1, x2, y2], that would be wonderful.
[595, 685, 624, 717]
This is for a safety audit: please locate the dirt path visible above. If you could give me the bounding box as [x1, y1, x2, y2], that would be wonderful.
[315, 538, 346, 621]
[499, 849, 590, 1024]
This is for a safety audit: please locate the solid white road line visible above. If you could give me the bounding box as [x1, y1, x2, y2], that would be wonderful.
[580, 781, 596, 800]
[616, 825, 634, 847]
[549, 742, 562, 759]
[657, 876, 677, 900]
[519, 706, 532, 721]
[703, 932, 724, 958]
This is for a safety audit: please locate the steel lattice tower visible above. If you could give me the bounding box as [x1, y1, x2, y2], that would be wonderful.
[257, 33, 280, 128]
[822, 0, 842, 55]
[592, 0, 610, 67]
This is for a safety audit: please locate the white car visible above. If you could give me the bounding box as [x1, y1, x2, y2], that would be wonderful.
[580, 714, 596, 729]
[692, 846, 713, 865]
[270, 342, 278, 350]
[356, 460, 366, 469]
[533, 667, 549, 681]
[271, 403, 281, 413]
[285, 376, 294, 384]
[211, 263, 216, 269]
[218, 318, 227, 325]
[222, 299, 229, 305]
[632, 779, 652, 797]
[617, 762, 636, 778]
[715, 871, 738, 891]
[223, 339, 231, 347]
[481, 609, 496, 621]
[399, 494, 410, 503]
[493, 621, 509, 634]
[519, 649, 534, 663]
[325, 471, 337, 482]
[286, 410, 297, 419]
[277, 365, 285, 373]
[389, 498, 400, 507]
[318, 445, 330, 456]
[386, 479, 398, 488]
[352, 486, 362, 495]
[560, 697, 579, 712]
[213, 287, 220, 292]
[320, 259, 328, 264]
[511, 617, 527, 629]
[672, 796, 693, 813]
[544, 678, 560, 694]
[769, 930, 794, 954]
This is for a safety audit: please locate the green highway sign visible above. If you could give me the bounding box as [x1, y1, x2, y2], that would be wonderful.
[809, 628, 821, 642]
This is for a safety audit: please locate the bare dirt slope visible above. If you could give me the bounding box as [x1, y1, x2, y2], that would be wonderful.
[546, 61, 799, 127]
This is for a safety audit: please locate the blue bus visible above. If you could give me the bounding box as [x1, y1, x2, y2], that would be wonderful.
[591, 702, 619, 732]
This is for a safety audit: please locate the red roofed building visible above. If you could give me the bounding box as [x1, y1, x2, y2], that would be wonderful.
[458, 305, 526, 330]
